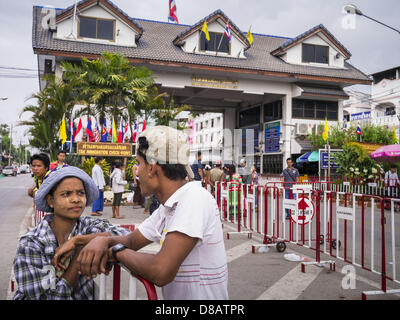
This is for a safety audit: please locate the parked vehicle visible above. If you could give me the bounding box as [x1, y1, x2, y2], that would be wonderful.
[3, 166, 16, 176]
[19, 164, 30, 174]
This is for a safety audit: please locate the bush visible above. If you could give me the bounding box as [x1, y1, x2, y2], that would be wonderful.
[125, 157, 137, 181]
[81, 157, 111, 181]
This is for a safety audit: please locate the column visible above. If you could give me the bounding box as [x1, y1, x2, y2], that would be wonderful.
[282, 94, 292, 168]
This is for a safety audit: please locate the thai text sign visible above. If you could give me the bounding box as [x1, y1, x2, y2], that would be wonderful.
[191, 77, 238, 89]
[77, 142, 133, 157]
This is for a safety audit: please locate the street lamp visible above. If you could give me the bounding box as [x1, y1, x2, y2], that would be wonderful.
[0, 97, 8, 101]
[344, 4, 400, 35]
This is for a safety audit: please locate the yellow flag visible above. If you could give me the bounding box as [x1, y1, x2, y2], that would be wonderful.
[393, 125, 398, 143]
[112, 118, 117, 143]
[246, 26, 253, 45]
[201, 21, 210, 41]
[322, 118, 329, 141]
[59, 114, 67, 144]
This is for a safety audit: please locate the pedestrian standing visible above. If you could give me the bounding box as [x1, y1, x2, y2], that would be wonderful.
[251, 165, 259, 186]
[28, 153, 50, 198]
[385, 164, 400, 212]
[281, 158, 299, 219]
[238, 159, 252, 185]
[91, 157, 105, 217]
[209, 161, 224, 185]
[132, 163, 145, 208]
[190, 151, 204, 184]
[77, 126, 228, 300]
[110, 161, 127, 219]
[49, 150, 68, 171]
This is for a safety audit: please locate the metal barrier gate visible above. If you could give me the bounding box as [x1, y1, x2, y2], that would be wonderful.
[213, 181, 400, 299]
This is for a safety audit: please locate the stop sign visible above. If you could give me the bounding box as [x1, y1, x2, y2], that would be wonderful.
[290, 196, 315, 225]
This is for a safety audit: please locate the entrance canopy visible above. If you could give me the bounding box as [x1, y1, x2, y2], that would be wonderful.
[296, 151, 319, 163]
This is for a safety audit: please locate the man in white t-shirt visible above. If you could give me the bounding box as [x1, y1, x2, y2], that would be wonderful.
[76, 126, 228, 300]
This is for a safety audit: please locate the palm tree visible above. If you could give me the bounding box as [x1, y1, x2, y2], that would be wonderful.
[19, 75, 77, 160]
[153, 98, 191, 130]
[61, 52, 154, 133]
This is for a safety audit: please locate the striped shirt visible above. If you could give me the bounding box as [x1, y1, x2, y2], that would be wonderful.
[13, 214, 129, 300]
[138, 181, 228, 300]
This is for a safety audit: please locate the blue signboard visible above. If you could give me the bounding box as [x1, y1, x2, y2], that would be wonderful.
[264, 121, 280, 153]
[350, 111, 371, 121]
[320, 151, 340, 169]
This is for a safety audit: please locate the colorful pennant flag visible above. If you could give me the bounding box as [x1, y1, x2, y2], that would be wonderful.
[132, 122, 138, 143]
[356, 123, 362, 135]
[118, 118, 124, 143]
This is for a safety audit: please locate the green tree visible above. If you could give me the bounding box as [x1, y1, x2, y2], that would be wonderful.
[19, 75, 77, 160]
[61, 52, 154, 133]
[153, 98, 190, 129]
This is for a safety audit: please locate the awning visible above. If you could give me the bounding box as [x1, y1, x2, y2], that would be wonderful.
[296, 151, 319, 163]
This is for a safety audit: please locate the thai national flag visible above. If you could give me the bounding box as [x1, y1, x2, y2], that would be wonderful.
[224, 23, 231, 42]
[168, 0, 179, 24]
[357, 123, 362, 135]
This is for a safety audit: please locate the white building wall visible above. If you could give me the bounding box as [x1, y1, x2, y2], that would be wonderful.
[55, 5, 137, 47]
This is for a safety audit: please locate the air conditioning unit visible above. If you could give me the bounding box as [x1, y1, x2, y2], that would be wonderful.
[295, 123, 313, 136]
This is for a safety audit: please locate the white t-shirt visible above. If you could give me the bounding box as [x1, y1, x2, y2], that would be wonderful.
[138, 181, 228, 300]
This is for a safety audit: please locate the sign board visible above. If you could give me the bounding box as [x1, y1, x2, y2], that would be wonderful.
[264, 120, 281, 153]
[336, 206, 354, 221]
[77, 142, 133, 157]
[350, 111, 371, 121]
[191, 77, 238, 89]
[283, 199, 297, 212]
[291, 196, 315, 225]
[320, 151, 341, 169]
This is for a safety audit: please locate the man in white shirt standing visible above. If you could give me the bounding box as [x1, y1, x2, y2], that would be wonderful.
[91, 157, 106, 216]
[385, 164, 400, 212]
[77, 126, 229, 300]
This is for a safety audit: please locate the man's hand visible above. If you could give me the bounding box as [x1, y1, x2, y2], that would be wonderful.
[77, 236, 110, 279]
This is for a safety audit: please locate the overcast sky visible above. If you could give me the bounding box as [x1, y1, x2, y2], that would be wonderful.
[0, 0, 399, 145]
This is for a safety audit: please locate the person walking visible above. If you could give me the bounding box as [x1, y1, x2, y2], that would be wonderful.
[76, 126, 228, 300]
[110, 161, 127, 219]
[49, 150, 68, 171]
[282, 157, 299, 219]
[13, 166, 129, 300]
[91, 157, 105, 217]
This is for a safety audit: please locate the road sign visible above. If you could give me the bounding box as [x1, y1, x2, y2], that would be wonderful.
[290, 196, 315, 225]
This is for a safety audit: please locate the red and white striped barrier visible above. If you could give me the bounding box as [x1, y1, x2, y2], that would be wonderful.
[212, 181, 400, 299]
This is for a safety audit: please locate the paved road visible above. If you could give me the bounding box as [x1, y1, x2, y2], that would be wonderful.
[0, 173, 33, 299]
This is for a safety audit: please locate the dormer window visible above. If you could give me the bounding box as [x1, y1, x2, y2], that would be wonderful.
[302, 43, 329, 64]
[78, 16, 115, 41]
[200, 31, 230, 54]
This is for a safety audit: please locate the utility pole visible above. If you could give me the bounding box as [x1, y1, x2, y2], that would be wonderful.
[8, 124, 12, 166]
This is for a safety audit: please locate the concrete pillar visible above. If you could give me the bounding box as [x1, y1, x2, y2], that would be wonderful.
[222, 108, 236, 164]
[281, 94, 292, 168]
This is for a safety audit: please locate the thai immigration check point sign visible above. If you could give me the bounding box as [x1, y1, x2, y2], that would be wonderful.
[77, 142, 133, 157]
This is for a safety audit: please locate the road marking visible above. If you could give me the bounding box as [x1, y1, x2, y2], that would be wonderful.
[257, 263, 322, 300]
[226, 241, 253, 263]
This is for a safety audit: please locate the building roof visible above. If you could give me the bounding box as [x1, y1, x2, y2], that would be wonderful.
[271, 24, 352, 59]
[297, 85, 349, 99]
[173, 9, 250, 48]
[55, 0, 144, 37]
[32, 6, 370, 85]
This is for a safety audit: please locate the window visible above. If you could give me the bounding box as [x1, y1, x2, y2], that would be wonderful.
[263, 100, 282, 122]
[239, 106, 260, 128]
[292, 99, 338, 120]
[302, 44, 329, 64]
[79, 16, 115, 41]
[200, 31, 230, 54]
